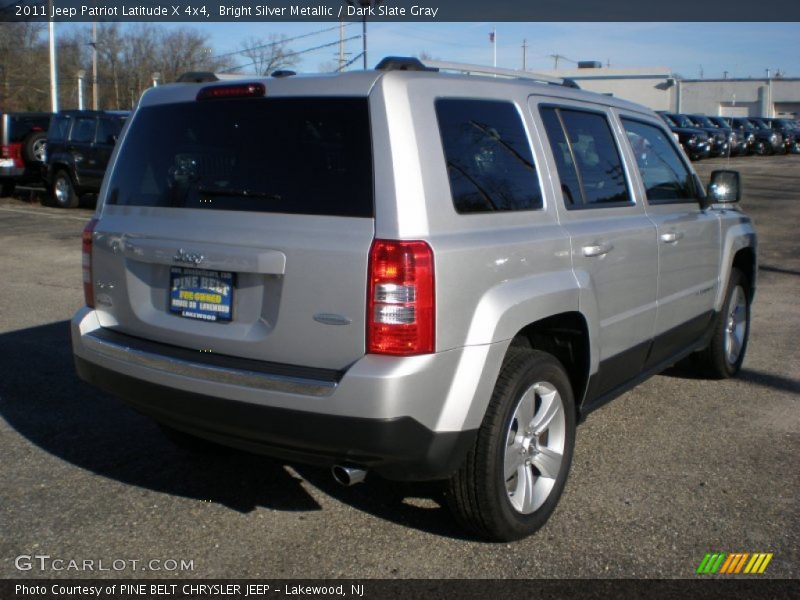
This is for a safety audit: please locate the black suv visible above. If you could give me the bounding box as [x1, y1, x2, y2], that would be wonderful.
[727, 117, 781, 156]
[0, 112, 52, 197]
[667, 113, 729, 157]
[708, 116, 750, 155]
[44, 110, 127, 208]
[762, 118, 799, 153]
[657, 112, 711, 160]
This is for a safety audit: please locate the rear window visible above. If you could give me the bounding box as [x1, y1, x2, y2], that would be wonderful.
[106, 97, 373, 217]
[435, 98, 543, 214]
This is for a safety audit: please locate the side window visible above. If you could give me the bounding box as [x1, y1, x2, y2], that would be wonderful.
[48, 116, 71, 143]
[435, 98, 543, 213]
[621, 119, 695, 202]
[71, 117, 97, 144]
[539, 106, 631, 208]
[97, 118, 124, 144]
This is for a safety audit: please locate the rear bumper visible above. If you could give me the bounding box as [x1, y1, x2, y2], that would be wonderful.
[71, 308, 503, 481]
[0, 166, 25, 179]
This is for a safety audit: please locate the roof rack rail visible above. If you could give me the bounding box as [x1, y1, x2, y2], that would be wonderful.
[419, 59, 580, 89]
[271, 70, 297, 78]
[176, 71, 253, 83]
[375, 57, 438, 72]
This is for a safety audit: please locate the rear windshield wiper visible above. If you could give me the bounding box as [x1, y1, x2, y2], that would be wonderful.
[196, 186, 282, 201]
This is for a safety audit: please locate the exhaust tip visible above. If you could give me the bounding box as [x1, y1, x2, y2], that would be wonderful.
[332, 465, 367, 487]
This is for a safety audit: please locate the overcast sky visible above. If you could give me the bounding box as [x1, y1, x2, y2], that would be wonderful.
[187, 21, 799, 79]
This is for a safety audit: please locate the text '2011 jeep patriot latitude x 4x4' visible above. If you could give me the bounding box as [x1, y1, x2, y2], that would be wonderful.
[72, 57, 757, 541]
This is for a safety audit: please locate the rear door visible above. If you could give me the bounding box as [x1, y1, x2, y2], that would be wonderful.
[68, 116, 98, 188]
[92, 95, 375, 371]
[532, 99, 658, 402]
[617, 114, 720, 368]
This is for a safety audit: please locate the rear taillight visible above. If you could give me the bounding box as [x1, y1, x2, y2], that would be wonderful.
[1, 143, 24, 168]
[196, 82, 265, 101]
[367, 240, 435, 356]
[82, 218, 99, 308]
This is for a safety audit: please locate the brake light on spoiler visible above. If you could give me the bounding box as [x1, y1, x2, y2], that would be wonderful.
[197, 83, 265, 101]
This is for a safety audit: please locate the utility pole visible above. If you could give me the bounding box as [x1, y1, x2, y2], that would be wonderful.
[91, 20, 98, 109]
[522, 39, 527, 71]
[346, 0, 382, 70]
[550, 54, 562, 70]
[338, 20, 345, 71]
[48, 0, 58, 112]
[492, 28, 497, 68]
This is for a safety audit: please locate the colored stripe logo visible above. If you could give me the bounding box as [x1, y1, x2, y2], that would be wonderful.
[697, 552, 773, 574]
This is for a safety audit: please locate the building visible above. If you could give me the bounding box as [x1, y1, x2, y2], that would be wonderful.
[540, 66, 800, 117]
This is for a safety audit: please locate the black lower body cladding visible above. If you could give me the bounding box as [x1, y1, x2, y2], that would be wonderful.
[74, 357, 477, 482]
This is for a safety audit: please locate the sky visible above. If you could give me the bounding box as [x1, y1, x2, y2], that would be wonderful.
[184, 22, 800, 79]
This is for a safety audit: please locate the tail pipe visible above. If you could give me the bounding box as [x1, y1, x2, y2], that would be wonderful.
[331, 465, 367, 487]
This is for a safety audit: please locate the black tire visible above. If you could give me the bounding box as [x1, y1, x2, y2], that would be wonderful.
[445, 349, 576, 541]
[695, 268, 750, 379]
[753, 140, 769, 156]
[51, 169, 79, 208]
[160, 425, 232, 456]
[22, 131, 47, 164]
[0, 180, 14, 197]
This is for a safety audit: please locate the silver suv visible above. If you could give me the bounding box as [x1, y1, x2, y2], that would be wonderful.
[72, 58, 757, 541]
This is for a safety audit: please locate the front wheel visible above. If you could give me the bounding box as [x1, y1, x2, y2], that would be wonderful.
[52, 170, 79, 208]
[446, 349, 576, 541]
[695, 268, 750, 379]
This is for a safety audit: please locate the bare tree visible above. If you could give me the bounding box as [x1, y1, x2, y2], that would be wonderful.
[238, 35, 299, 76]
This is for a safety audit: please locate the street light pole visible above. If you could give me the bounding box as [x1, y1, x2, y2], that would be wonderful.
[77, 70, 85, 109]
[91, 20, 98, 109]
[48, 0, 59, 112]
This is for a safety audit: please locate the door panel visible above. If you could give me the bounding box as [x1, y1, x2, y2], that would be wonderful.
[531, 99, 658, 401]
[616, 114, 721, 368]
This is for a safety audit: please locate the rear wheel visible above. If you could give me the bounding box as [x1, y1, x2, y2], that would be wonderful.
[446, 349, 576, 541]
[695, 268, 750, 379]
[52, 169, 79, 208]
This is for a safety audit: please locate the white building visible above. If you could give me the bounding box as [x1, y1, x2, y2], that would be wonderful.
[540, 66, 800, 117]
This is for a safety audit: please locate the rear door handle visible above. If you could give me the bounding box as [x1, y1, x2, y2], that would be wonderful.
[660, 231, 684, 244]
[582, 242, 614, 258]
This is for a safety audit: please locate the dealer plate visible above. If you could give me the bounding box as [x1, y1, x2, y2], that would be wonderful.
[169, 267, 234, 322]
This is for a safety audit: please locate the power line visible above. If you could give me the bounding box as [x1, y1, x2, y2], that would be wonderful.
[220, 35, 362, 74]
[202, 23, 354, 64]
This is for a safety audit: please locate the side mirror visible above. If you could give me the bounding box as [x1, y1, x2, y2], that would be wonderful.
[707, 170, 741, 205]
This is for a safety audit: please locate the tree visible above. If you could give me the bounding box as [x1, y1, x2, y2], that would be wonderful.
[238, 35, 299, 76]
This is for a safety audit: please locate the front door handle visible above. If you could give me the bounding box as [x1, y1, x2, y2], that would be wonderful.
[660, 231, 684, 244]
[582, 242, 614, 258]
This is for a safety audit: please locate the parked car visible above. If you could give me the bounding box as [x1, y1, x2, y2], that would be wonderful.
[0, 111, 52, 196]
[71, 57, 757, 541]
[44, 110, 128, 208]
[727, 117, 781, 156]
[761, 117, 799, 153]
[708, 116, 750, 155]
[657, 112, 711, 160]
[687, 114, 739, 157]
[666, 113, 729, 157]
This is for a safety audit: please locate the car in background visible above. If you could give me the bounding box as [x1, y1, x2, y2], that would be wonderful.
[708, 116, 750, 155]
[688, 114, 740, 157]
[727, 117, 782, 156]
[0, 112, 52, 197]
[762, 117, 799, 153]
[44, 110, 128, 208]
[657, 112, 711, 160]
[667, 113, 729, 157]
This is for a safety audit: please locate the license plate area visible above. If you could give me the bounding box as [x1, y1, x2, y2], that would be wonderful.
[169, 267, 234, 322]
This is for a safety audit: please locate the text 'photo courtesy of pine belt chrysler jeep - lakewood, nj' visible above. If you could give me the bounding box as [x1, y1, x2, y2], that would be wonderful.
[71, 57, 757, 542]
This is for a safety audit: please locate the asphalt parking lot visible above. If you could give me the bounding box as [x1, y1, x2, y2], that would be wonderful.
[0, 156, 798, 580]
